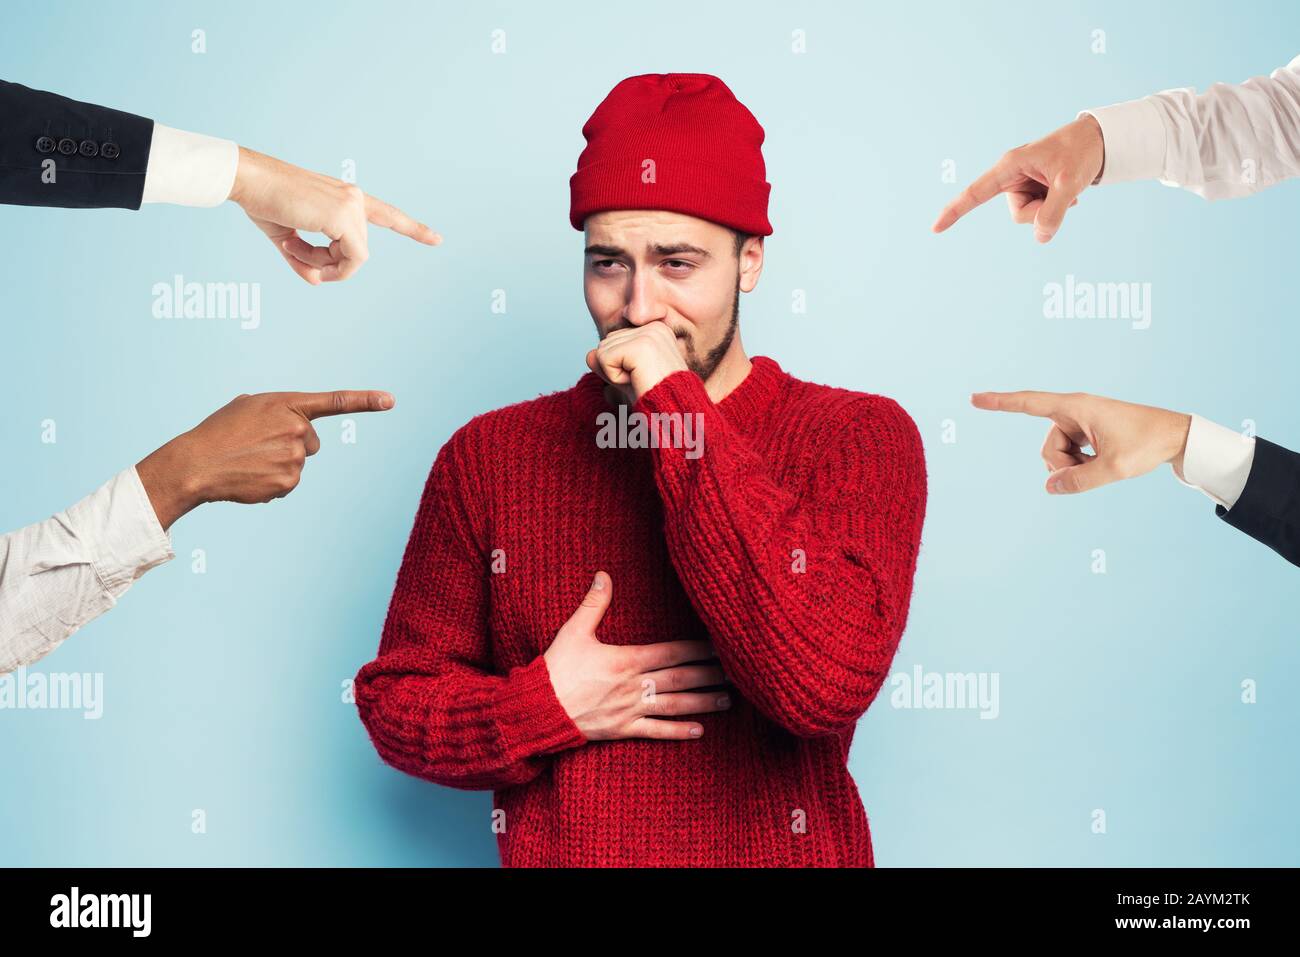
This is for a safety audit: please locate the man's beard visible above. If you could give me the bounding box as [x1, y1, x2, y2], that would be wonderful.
[680, 275, 740, 381]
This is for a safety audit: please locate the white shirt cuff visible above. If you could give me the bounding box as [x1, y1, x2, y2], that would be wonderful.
[1173, 414, 1256, 511]
[141, 124, 239, 207]
[63, 467, 175, 597]
[1079, 98, 1167, 185]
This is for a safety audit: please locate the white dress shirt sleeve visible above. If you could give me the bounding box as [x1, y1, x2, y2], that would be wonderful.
[1173, 414, 1257, 510]
[1081, 54, 1300, 199]
[0, 467, 174, 673]
[141, 123, 240, 207]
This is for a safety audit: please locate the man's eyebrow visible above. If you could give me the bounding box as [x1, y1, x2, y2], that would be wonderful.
[652, 243, 711, 259]
[583, 242, 713, 259]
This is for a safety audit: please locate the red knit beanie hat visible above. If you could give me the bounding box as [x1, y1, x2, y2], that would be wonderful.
[569, 73, 773, 236]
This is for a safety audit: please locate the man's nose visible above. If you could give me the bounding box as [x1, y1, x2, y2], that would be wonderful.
[623, 270, 668, 326]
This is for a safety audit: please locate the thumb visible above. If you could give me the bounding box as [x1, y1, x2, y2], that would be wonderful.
[564, 571, 612, 635]
[1046, 460, 1112, 495]
[1033, 180, 1080, 243]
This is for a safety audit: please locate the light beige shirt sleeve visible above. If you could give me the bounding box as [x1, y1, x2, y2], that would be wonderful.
[0, 467, 173, 673]
[1082, 54, 1300, 199]
[141, 124, 239, 207]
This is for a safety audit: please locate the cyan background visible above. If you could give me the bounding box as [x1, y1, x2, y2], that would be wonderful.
[2, 0, 1296, 866]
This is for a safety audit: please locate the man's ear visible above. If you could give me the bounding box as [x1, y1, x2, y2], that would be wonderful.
[739, 236, 764, 293]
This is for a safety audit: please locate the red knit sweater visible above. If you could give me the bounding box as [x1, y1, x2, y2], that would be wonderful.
[355, 356, 927, 867]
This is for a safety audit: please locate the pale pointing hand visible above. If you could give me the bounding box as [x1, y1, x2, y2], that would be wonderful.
[933, 115, 1104, 243]
[229, 147, 441, 284]
[971, 390, 1192, 494]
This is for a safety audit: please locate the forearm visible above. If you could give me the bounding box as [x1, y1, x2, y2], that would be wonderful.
[1085, 54, 1300, 198]
[637, 373, 927, 738]
[135, 433, 205, 531]
[1214, 437, 1300, 568]
[355, 649, 587, 791]
[0, 467, 174, 672]
[0, 76, 241, 210]
[0, 79, 153, 209]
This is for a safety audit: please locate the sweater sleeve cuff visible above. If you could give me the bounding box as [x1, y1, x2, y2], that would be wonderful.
[1080, 98, 1167, 184]
[493, 655, 587, 762]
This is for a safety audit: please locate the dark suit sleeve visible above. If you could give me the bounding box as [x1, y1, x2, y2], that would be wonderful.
[1216, 437, 1300, 567]
[0, 79, 154, 209]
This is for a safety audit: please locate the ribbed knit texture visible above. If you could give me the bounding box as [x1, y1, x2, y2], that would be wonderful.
[355, 356, 927, 867]
[569, 73, 773, 236]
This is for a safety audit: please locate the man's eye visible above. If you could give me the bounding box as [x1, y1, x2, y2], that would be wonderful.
[663, 260, 694, 271]
[592, 259, 620, 271]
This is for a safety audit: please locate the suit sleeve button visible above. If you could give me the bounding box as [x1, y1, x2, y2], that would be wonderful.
[78, 139, 99, 157]
[100, 142, 121, 160]
[35, 135, 56, 153]
[57, 137, 77, 156]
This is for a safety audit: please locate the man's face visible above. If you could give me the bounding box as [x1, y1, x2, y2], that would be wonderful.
[583, 210, 763, 381]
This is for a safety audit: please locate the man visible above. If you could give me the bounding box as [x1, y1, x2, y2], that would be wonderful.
[354, 73, 927, 867]
[0, 78, 441, 281]
[1, 391, 395, 672]
[932, 55, 1300, 567]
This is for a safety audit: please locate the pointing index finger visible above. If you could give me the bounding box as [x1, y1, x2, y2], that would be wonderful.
[365, 194, 442, 245]
[932, 157, 1017, 233]
[971, 390, 1068, 419]
[287, 390, 396, 420]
